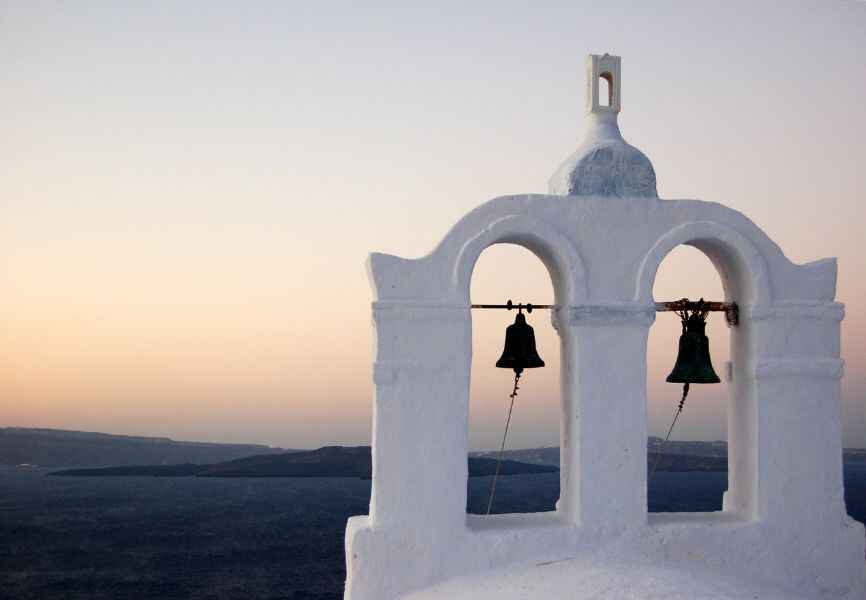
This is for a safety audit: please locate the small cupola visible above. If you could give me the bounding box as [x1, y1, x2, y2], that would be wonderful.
[549, 53, 658, 198]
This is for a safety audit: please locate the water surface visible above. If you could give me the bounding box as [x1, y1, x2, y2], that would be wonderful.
[1, 466, 863, 599]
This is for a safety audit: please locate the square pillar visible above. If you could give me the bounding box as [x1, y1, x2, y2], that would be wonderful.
[555, 303, 655, 530]
[743, 302, 849, 524]
[369, 302, 471, 530]
[345, 302, 473, 600]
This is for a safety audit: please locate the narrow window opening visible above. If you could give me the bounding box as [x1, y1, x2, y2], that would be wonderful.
[647, 245, 730, 514]
[599, 72, 613, 107]
[468, 244, 560, 515]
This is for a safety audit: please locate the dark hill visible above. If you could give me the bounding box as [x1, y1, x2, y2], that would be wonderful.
[50, 463, 206, 477]
[51, 446, 559, 478]
[0, 427, 292, 467]
[470, 448, 727, 472]
[474, 442, 866, 470]
[200, 446, 375, 478]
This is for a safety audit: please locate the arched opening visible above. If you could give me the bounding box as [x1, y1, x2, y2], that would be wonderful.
[647, 245, 731, 513]
[599, 72, 613, 107]
[467, 243, 560, 515]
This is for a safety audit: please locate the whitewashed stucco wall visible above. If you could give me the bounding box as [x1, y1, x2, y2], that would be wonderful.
[344, 55, 865, 600]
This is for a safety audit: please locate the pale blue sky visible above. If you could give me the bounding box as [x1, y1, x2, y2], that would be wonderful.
[2, 1, 865, 448]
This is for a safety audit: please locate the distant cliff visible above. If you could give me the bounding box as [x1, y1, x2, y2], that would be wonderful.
[51, 446, 559, 478]
[473, 440, 866, 471]
[12, 427, 863, 472]
[0, 427, 291, 467]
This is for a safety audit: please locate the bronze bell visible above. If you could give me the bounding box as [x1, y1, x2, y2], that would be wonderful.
[666, 312, 721, 384]
[496, 312, 545, 374]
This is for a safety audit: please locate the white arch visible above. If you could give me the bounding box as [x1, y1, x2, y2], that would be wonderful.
[634, 220, 772, 305]
[451, 214, 588, 306]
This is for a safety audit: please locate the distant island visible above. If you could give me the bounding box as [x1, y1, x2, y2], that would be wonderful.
[50, 446, 558, 479]
[471, 446, 727, 473]
[5, 427, 865, 476]
[0, 427, 292, 468]
[471, 437, 866, 471]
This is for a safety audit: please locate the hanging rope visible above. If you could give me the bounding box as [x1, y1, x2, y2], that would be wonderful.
[485, 371, 521, 515]
[648, 382, 690, 484]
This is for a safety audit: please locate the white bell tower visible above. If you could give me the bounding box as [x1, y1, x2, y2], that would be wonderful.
[344, 54, 866, 600]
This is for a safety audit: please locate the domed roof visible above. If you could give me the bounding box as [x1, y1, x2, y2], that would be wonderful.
[550, 134, 657, 198]
[549, 54, 658, 199]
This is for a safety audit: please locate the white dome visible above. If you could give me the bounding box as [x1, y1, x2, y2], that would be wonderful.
[549, 132, 657, 198]
[549, 53, 657, 199]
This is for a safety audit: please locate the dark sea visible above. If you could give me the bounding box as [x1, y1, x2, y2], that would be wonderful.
[1, 466, 864, 600]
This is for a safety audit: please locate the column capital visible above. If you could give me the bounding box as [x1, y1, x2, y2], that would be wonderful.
[745, 302, 844, 322]
[372, 301, 470, 323]
[554, 302, 656, 329]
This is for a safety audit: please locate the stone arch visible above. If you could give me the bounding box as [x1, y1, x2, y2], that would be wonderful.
[634, 220, 772, 305]
[451, 214, 588, 306]
[635, 220, 774, 522]
[447, 213, 586, 517]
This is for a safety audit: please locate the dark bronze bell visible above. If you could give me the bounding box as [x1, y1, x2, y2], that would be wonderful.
[666, 313, 721, 384]
[496, 312, 545, 374]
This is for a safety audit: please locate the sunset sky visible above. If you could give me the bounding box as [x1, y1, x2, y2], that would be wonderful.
[2, 1, 865, 450]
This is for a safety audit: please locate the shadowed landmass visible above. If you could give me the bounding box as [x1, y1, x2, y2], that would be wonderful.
[0, 427, 292, 468]
[49, 446, 560, 478]
[473, 440, 866, 470]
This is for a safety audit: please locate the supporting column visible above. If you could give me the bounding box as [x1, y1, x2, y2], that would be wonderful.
[556, 303, 655, 530]
[346, 301, 471, 600]
[722, 307, 759, 518]
[728, 301, 865, 591]
[369, 301, 471, 527]
[745, 302, 849, 523]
